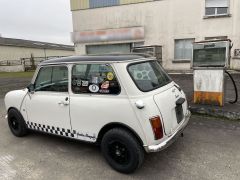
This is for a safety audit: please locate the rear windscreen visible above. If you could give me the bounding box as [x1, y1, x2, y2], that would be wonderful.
[128, 61, 172, 92]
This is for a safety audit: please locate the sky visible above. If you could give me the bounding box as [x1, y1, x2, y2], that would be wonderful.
[0, 0, 73, 45]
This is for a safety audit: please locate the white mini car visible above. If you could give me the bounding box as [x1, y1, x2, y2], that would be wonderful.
[5, 54, 190, 173]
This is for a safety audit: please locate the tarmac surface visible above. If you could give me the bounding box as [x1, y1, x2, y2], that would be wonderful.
[0, 73, 240, 179]
[0, 98, 240, 179]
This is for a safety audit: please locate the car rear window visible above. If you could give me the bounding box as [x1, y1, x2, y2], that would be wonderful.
[128, 61, 172, 92]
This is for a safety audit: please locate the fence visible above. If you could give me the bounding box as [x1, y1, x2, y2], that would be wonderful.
[0, 56, 66, 72]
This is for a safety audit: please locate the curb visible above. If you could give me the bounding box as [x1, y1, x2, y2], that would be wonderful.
[189, 106, 240, 120]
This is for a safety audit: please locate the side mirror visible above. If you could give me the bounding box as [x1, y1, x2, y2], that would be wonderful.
[27, 84, 35, 93]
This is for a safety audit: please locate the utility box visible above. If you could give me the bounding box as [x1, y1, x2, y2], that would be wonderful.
[132, 45, 162, 62]
[192, 40, 231, 106]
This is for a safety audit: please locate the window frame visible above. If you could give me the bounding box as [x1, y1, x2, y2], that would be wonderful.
[33, 64, 69, 93]
[71, 63, 121, 96]
[205, 0, 230, 17]
[174, 38, 195, 62]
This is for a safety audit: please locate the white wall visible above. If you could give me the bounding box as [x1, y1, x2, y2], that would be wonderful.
[72, 0, 240, 70]
[0, 45, 75, 61]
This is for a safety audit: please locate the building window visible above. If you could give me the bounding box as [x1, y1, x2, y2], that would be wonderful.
[71, 0, 159, 10]
[174, 39, 194, 61]
[205, 0, 229, 16]
[89, 0, 119, 9]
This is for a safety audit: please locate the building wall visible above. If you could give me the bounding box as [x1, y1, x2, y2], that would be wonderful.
[71, 0, 240, 70]
[0, 45, 75, 61]
[231, 0, 240, 69]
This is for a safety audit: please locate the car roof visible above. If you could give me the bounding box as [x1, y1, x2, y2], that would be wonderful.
[40, 54, 153, 65]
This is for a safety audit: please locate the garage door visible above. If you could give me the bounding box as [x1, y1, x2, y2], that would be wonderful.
[86, 43, 131, 55]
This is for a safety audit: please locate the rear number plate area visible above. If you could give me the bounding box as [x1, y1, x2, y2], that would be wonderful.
[175, 105, 184, 124]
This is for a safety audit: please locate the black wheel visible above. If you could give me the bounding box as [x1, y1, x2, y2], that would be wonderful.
[101, 128, 144, 173]
[8, 108, 28, 137]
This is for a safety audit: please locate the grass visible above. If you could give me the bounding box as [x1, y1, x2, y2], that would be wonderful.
[0, 71, 34, 78]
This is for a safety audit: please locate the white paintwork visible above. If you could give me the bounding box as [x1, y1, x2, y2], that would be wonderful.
[24, 91, 71, 131]
[135, 100, 145, 109]
[4, 57, 190, 152]
[194, 69, 224, 92]
[153, 83, 187, 135]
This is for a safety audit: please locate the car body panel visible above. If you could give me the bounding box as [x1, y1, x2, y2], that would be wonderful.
[4, 55, 190, 152]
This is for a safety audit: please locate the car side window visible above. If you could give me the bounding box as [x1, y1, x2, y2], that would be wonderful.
[35, 66, 68, 92]
[72, 64, 120, 95]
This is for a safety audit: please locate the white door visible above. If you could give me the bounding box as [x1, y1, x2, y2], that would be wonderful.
[70, 63, 127, 142]
[25, 65, 73, 137]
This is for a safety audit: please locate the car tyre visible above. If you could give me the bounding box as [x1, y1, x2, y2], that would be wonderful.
[8, 108, 28, 137]
[101, 128, 144, 173]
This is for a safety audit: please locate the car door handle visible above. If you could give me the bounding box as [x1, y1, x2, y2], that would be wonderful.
[176, 98, 185, 105]
[58, 101, 69, 106]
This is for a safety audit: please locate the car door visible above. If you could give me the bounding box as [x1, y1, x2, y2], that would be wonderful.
[24, 65, 73, 137]
[70, 63, 131, 142]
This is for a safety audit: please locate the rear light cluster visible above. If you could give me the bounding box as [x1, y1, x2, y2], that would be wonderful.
[149, 116, 164, 140]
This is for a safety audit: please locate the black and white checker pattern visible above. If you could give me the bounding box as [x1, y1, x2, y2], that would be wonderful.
[26, 121, 77, 138]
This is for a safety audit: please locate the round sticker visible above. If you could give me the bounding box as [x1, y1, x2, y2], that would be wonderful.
[89, 84, 99, 93]
[107, 72, 114, 81]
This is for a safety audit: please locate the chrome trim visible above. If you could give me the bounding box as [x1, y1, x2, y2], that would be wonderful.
[5, 115, 8, 119]
[144, 110, 191, 153]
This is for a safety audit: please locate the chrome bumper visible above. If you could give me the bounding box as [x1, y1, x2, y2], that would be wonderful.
[145, 110, 191, 153]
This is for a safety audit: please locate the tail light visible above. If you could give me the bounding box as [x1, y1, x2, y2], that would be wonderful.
[149, 116, 164, 140]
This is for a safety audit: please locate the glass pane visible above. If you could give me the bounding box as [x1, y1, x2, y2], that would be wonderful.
[206, 0, 228, 8]
[35, 66, 68, 92]
[184, 40, 194, 59]
[128, 61, 172, 92]
[193, 48, 226, 67]
[89, 0, 119, 8]
[217, 7, 228, 14]
[174, 40, 185, 59]
[206, 7, 216, 15]
[175, 39, 194, 60]
[35, 67, 52, 90]
[51, 66, 68, 92]
[72, 64, 120, 95]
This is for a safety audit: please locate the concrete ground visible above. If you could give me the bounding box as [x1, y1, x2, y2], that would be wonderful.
[0, 99, 240, 180]
[0, 75, 240, 179]
[170, 73, 240, 120]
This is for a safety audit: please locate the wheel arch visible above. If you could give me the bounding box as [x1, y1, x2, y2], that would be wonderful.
[97, 122, 144, 146]
[7, 107, 26, 122]
[7, 107, 23, 116]
[8, 107, 18, 112]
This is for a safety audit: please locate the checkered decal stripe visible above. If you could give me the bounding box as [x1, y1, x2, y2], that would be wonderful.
[26, 121, 77, 138]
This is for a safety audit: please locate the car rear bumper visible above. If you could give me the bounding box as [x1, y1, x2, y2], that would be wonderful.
[144, 110, 191, 153]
